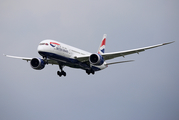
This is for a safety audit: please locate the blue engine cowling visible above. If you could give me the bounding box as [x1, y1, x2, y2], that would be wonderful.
[89, 53, 104, 65]
[30, 58, 45, 70]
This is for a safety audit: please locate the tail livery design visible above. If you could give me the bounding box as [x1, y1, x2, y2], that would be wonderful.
[98, 34, 107, 54]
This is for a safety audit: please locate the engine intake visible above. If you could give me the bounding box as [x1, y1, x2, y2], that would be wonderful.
[89, 54, 104, 65]
[30, 58, 45, 70]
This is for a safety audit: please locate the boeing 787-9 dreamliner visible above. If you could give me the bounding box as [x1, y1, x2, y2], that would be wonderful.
[4, 34, 174, 77]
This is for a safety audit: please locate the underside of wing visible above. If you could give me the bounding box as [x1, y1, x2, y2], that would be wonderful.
[102, 41, 174, 61]
[47, 59, 58, 65]
[75, 55, 90, 62]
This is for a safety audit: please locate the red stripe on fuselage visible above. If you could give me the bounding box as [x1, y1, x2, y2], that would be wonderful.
[50, 42, 60, 45]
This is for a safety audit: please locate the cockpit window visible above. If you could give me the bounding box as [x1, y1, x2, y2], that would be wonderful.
[39, 43, 48, 45]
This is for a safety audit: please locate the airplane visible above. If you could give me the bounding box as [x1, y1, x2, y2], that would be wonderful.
[4, 34, 174, 77]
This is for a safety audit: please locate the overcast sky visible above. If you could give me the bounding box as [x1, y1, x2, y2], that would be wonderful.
[0, 0, 179, 120]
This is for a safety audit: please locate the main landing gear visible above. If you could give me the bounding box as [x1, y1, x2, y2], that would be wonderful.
[86, 69, 95, 75]
[57, 65, 66, 77]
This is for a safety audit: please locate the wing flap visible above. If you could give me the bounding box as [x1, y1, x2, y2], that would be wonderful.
[106, 60, 134, 65]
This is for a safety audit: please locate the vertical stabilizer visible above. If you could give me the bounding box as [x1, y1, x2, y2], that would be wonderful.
[98, 34, 107, 54]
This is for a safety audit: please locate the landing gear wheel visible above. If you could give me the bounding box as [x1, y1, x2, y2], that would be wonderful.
[62, 71, 66, 76]
[86, 70, 90, 75]
[57, 64, 67, 77]
[86, 69, 95, 75]
[91, 70, 95, 75]
[57, 71, 62, 77]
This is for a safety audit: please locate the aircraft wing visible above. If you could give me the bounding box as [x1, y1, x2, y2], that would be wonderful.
[102, 41, 174, 60]
[3, 54, 58, 65]
[76, 41, 174, 62]
[3, 54, 32, 61]
[75, 55, 90, 62]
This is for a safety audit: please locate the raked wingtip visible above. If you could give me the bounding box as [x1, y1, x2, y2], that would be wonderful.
[163, 41, 175, 45]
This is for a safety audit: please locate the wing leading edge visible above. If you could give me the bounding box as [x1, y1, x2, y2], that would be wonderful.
[102, 41, 174, 60]
[3, 54, 32, 61]
[76, 41, 174, 62]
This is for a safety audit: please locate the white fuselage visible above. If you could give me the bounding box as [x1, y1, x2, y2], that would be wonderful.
[37, 40, 107, 71]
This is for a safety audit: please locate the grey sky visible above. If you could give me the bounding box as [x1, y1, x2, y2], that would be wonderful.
[0, 0, 179, 120]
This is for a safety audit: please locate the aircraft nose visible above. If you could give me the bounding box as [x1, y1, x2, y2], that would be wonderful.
[37, 42, 50, 51]
[37, 45, 43, 52]
[37, 44, 49, 57]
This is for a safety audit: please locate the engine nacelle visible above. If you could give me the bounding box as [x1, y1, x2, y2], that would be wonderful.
[89, 53, 104, 65]
[30, 58, 45, 70]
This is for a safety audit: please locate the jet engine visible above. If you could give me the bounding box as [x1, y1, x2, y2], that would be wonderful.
[30, 58, 45, 70]
[89, 53, 104, 65]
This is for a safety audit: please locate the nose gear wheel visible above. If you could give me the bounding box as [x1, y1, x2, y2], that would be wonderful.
[57, 65, 66, 77]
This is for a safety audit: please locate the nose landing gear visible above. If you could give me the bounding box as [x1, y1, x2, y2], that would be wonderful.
[57, 65, 66, 77]
[57, 71, 66, 77]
